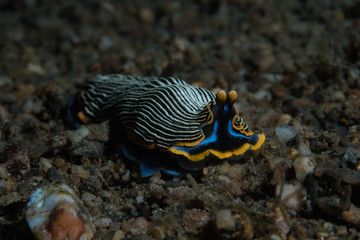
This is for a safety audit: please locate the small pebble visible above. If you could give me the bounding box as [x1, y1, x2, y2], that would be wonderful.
[53, 158, 66, 168]
[330, 91, 345, 102]
[173, 38, 188, 52]
[278, 114, 292, 125]
[22, 98, 35, 114]
[99, 36, 113, 50]
[297, 142, 312, 156]
[275, 126, 299, 144]
[45, 167, 65, 183]
[293, 156, 315, 182]
[258, 110, 278, 127]
[136, 196, 144, 203]
[342, 146, 357, 165]
[215, 209, 235, 231]
[3, 143, 30, 177]
[152, 225, 166, 240]
[5, 177, 17, 191]
[0, 164, 10, 179]
[82, 192, 96, 203]
[0, 75, 12, 87]
[342, 205, 360, 225]
[112, 229, 126, 240]
[38, 157, 53, 175]
[270, 234, 282, 240]
[271, 83, 287, 98]
[182, 209, 210, 234]
[18, 182, 31, 195]
[71, 140, 104, 158]
[268, 158, 284, 172]
[254, 90, 272, 101]
[71, 165, 90, 179]
[94, 217, 112, 229]
[290, 149, 300, 160]
[127, 217, 149, 235]
[86, 123, 109, 142]
[69, 126, 90, 143]
[275, 181, 305, 211]
[139, 8, 155, 23]
[27, 62, 45, 75]
[336, 226, 348, 235]
[274, 207, 290, 236]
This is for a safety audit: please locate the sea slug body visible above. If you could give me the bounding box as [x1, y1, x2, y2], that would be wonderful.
[67, 74, 265, 177]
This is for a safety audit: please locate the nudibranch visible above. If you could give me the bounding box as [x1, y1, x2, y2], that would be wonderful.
[67, 74, 265, 177]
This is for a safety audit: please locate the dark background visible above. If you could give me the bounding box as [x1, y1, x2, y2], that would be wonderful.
[0, 0, 360, 239]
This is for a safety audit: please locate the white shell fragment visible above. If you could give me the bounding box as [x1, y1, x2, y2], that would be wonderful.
[26, 183, 95, 240]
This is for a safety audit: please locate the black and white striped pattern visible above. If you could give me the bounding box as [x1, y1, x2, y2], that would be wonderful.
[81, 74, 216, 148]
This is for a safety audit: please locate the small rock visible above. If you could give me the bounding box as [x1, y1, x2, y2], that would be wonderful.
[99, 36, 113, 50]
[18, 182, 31, 195]
[0, 163, 10, 179]
[165, 186, 191, 205]
[215, 209, 235, 231]
[94, 217, 112, 229]
[297, 142, 312, 156]
[271, 83, 287, 98]
[69, 126, 90, 143]
[275, 181, 305, 211]
[278, 114, 292, 125]
[38, 157, 53, 175]
[317, 196, 343, 216]
[254, 90, 272, 101]
[173, 38, 188, 52]
[22, 98, 35, 114]
[123, 216, 149, 235]
[136, 196, 144, 204]
[182, 209, 210, 234]
[71, 140, 104, 158]
[86, 123, 109, 142]
[336, 225, 348, 236]
[0, 75, 12, 87]
[82, 192, 96, 203]
[71, 165, 90, 179]
[275, 126, 299, 144]
[274, 207, 290, 236]
[293, 156, 315, 182]
[3, 143, 30, 177]
[152, 225, 166, 240]
[112, 229, 126, 240]
[342, 146, 357, 166]
[342, 205, 360, 225]
[290, 148, 300, 160]
[259, 110, 278, 127]
[45, 167, 65, 183]
[52, 132, 69, 149]
[27, 62, 45, 75]
[53, 158, 66, 168]
[330, 91, 345, 102]
[139, 8, 155, 23]
[268, 158, 285, 172]
[5, 177, 17, 191]
[345, 89, 360, 98]
[80, 176, 103, 195]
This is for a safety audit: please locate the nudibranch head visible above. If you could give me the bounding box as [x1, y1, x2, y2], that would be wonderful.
[168, 90, 265, 166]
[67, 74, 265, 177]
